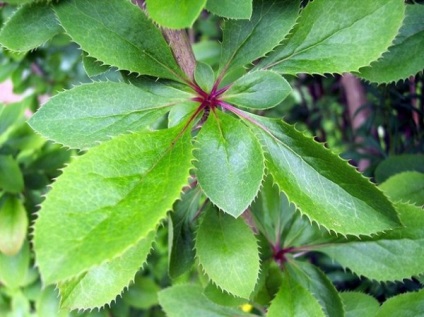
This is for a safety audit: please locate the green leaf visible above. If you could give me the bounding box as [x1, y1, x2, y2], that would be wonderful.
[145, 0, 206, 29]
[58, 231, 155, 310]
[267, 269, 326, 317]
[168, 188, 200, 279]
[317, 203, 424, 281]
[359, 4, 424, 83]
[286, 261, 344, 317]
[194, 62, 215, 93]
[0, 196, 28, 256]
[33, 124, 193, 284]
[0, 2, 61, 52]
[222, 70, 292, 110]
[340, 292, 380, 317]
[54, 0, 185, 81]
[375, 154, 424, 184]
[376, 289, 424, 317]
[158, 284, 251, 317]
[195, 111, 264, 217]
[82, 52, 111, 78]
[122, 275, 160, 310]
[250, 116, 400, 236]
[28, 82, 193, 149]
[0, 155, 24, 193]
[219, 0, 300, 75]
[36, 286, 68, 317]
[380, 171, 424, 206]
[261, 0, 405, 75]
[0, 240, 30, 289]
[203, 283, 246, 307]
[168, 103, 197, 128]
[0, 101, 26, 137]
[206, 0, 252, 19]
[195, 208, 260, 298]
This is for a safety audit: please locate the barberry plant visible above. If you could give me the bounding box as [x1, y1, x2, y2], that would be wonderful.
[1, 0, 423, 315]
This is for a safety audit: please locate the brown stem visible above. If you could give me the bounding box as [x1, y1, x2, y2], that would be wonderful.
[162, 29, 196, 82]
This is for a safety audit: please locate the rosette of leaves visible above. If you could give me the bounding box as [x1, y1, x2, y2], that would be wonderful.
[1, 0, 423, 313]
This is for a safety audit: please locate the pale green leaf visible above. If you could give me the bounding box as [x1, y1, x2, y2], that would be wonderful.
[376, 289, 424, 317]
[261, 0, 405, 75]
[158, 284, 251, 317]
[0, 100, 26, 135]
[0, 196, 28, 256]
[195, 111, 264, 217]
[168, 103, 197, 128]
[28, 82, 193, 149]
[203, 283, 246, 307]
[250, 116, 400, 235]
[287, 261, 344, 317]
[206, 0, 252, 19]
[194, 62, 215, 93]
[82, 52, 111, 78]
[195, 208, 260, 298]
[146, 0, 206, 29]
[54, 0, 186, 81]
[380, 171, 424, 206]
[0, 155, 24, 193]
[33, 124, 193, 284]
[0, 240, 29, 289]
[0, 2, 61, 52]
[267, 269, 326, 317]
[359, 5, 424, 84]
[193, 41, 221, 67]
[59, 231, 155, 310]
[222, 70, 292, 110]
[219, 0, 300, 75]
[340, 292, 380, 317]
[36, 286, 68, 317]
[317, 203, 424, 281]
[375, 154, 424, 183]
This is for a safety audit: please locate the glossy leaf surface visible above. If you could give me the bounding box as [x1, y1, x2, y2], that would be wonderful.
[34, 125, 193, 284]
[29, 82, 193, 149]
[195, 209, 260, 298]
[54, 0, 185, 81]
[195, 111, 264, 217]
[262, 0, 405, 75]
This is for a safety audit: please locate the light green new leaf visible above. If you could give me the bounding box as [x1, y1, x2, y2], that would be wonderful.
[0, 240, 29, 289]
[250, 116, 400, 236]
[195, 209, 260, 298]
[318, 203, 424, 281]
[195, 111, 264, 217]
[261, 0, 405, 75]
[219, 0, 299, 75]
[59, 231, 155, 310]
[0, 196, 28, 256]
[159, 284, 251, 317]
[0, 2, 61, 52]
[380, 171, 424, 206]
[36, 286, 68, 317]
[0, 155, 24, 193]
[54, 0, 185, 81]
[267, 269, 326, 317]
[341, 292, 380, 317]
[206, 0, 252, 19]
[359, 5, 424, 84]
[34, 124, 193, 284]
[222, 71, 292, 110]
[29, 82, 193, 149]
[194, 62, 215, 93]
[376, 289, 424, 317]
[146, 0, 206, 29]
[287, 261, 344, 317]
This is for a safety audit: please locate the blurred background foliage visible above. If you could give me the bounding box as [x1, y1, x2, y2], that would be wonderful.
[0, 2, 423, 316]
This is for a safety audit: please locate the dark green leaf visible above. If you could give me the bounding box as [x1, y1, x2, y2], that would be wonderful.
[0, 155, 24, 193]
[375, 154, 424, 183]
[82, 52, 111, 78]
[34, 124, 193, 284]
[206, 0, 252, 19]
[195, 111, 264, 217]
[54, 0, 186, 81]
[261, 0, 405, 75]
[222, 71, 292, 110]
[29, 82, 193, 149]
[195, 208, 260, 298]
[122, 275, 160, 310]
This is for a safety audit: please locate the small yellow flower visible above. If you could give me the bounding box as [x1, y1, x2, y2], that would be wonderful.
[240, 303, 253, 313]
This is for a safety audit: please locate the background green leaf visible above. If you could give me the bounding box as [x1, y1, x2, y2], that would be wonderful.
[206, 0, 252, 19]
[54, 0, 185, 81]
[0, 2, 61, 52]
[34, 125, 193, 284]
[0, 156, 24, 193]
[194, 62, 215, 93]
[261, 0, 405, 75]
[340, 292, 380, 317]
[376, 289, 424, 317]
[195, 208, 260, 298]
[29, 82, 193, 149]
[380, 171, 424, 206]
[195, 111, 264, 217]
[0, 240, 30, 289]
[375, 154, 424, 183]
